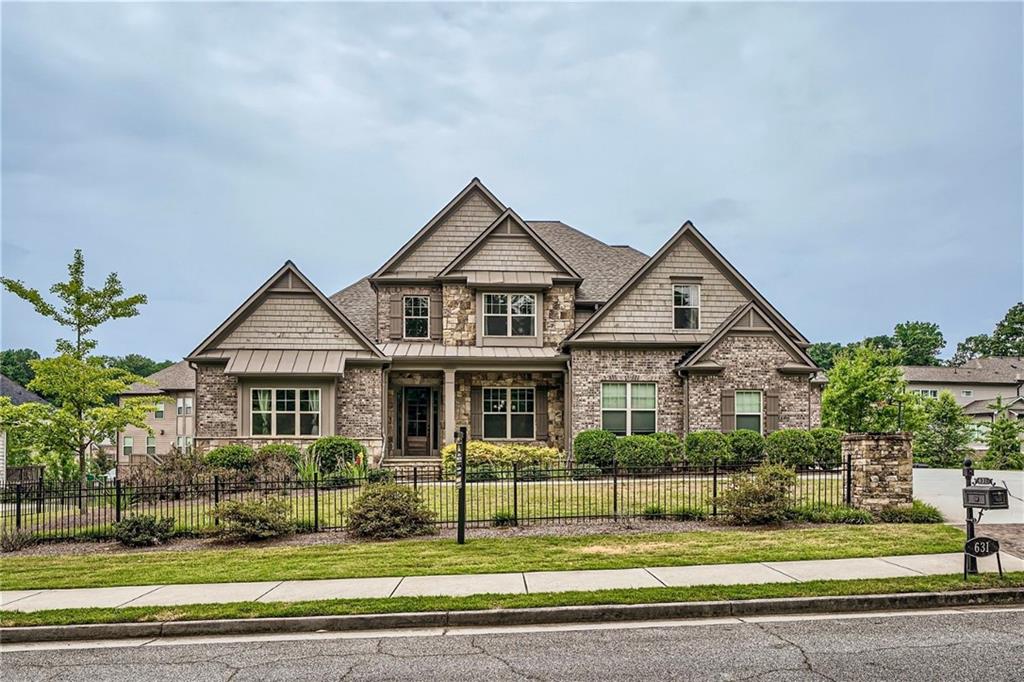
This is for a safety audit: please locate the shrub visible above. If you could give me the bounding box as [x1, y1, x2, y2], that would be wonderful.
[670, 507, 708, 522]
[810, 428, 844, 468]
[573, 429, 617, 469]
[309, 437, 367, 474]
[571, 463, 603, 480]
[615, 435, 664, 469]
[256, 443, 302, 463]
[467, 464, 499, 482]
[727, 430, 765, 463]
[879, 499, 944, 524]
[651, 432, 685, 463]
[641, 504, 665, 520]
[0, 527, 37, 553]
[250, 447, 298, 480]
[718, 462, 797, 525]
[441, 441, 562, 475]
[789, 505, 873, 525]
[347, 483, 435, 540]
[684, 431, 730, 465]
[212, 497, 294, 541]
[518, 465, 551, 481]
[492, 511, 518, 527]
[112, 514, 175, 547]
[367, 468, 395, 485]
[764, 430, 816, 467]
[205, 444, 254, 471]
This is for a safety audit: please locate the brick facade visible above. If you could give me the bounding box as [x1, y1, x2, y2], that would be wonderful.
[195, 363, 238, 442]
[337, 366, 384, 462]
[454, 371, 565, 449]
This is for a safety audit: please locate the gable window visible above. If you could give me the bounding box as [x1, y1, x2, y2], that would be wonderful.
[483, 293, 536, 337]
[673, 284, 700, 330]
[601, 382, 657, 436]
[962, 390, 974, 398]
[251, 388, 321, 437]
[404, 295, 429, 338]
[154, 402, 164, 419]
[735, 391, 763, 433]
[123, 436, 134, 456]
[146, 436, 157, 455]
[483, 387, 535, 439]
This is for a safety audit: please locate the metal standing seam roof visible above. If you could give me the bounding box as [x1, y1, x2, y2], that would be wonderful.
[193, 349, 359, 375]
[378, 342, 566, 360]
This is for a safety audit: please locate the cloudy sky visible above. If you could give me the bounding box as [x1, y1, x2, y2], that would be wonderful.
[2, 2, 1021, 362]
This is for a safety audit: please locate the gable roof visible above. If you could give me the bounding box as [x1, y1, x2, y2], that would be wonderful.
[902, 357, 1024, 385]
[564, 221, 809, 345]
[0, 373, 48, 405]
[437, 208, 582, 281]
[962, 396, 1024, 416]
[678, 301, 818, 371]
[189, 261, 385, 360]
[124, 361, 196, 395]
[371, 178, 505, 280]
[329, 275, 377, 338]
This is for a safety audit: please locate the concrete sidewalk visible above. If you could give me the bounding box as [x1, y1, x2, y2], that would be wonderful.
[2, 552, 1021, 614]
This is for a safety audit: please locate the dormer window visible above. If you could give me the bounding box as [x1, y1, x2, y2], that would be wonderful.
[673, 284, 700, 330]
[403, 295, 429, 338]
[484, 293, 536, 337]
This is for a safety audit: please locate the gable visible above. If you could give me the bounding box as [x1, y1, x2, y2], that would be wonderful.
[375, 180, 504, 279]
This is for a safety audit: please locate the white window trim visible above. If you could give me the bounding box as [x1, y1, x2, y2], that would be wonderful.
[154, 402, 164, 419]
[482, 386, 536, 441]
[735, 390, 764, 435]
[912, 389, 939, 398]
[250, 387, 322, 438]
[176, 398, 184, 416]
[672, 284, 701, 331]
[184, 397, 193, 415]
[482, 293, 537, 338]
[601, 382, 658, 436]
[961, 389, 974, 398]
[146, 436, 157, 455]
[402, 295, 430, 339]
[123, 436, 134, 456]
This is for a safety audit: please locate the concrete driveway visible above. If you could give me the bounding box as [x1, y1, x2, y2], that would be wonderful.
[913, 467, 1024, 523]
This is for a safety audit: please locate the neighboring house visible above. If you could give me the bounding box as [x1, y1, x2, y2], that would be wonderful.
[902, 357, 1024, 449]
[117, 361, 196, 468]
[0, 373, 48, 484]
[186, 179, 823, 464]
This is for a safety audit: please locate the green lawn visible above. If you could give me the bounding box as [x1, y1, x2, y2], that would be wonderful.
[1, 524, 965, 591]
[3, 572, 1021, 628]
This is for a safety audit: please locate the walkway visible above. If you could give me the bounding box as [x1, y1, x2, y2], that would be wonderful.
[2, 551, 1021, 613]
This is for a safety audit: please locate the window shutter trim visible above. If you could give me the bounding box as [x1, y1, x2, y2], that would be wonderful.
[721, 390, 736, 433]
[389, 293, 403, 340]
[429, 290, 443, 341]
[535, 388, 549, 442]
[765, 392, 781, 433]
[470, 387, 483, 440]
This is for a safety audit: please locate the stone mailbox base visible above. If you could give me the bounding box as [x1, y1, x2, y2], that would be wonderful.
[842, 432, 913, 514]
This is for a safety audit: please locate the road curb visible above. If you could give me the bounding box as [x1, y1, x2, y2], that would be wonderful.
[2, 588, 1022, 644]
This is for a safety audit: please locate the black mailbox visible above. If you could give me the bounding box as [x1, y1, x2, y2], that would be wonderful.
[963, 485, 1010, 510]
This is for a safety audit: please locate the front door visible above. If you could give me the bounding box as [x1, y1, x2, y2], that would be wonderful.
[403, 387, 431, 457]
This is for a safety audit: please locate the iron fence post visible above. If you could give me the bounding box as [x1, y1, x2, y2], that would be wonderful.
[413, 466, 418, 490]
[115, 479, 122, 523]
[512, 463, 519, 525]
[712, 458, 719, 517]
[844, 453, 852, 506]
[36, 472, 44, 513]
[313, 472, 319, 532]
[213, 475, 221, 525]
[457, 426, 468, 544]
[15, 483, 23, 530]
[612, 457, 618, 521]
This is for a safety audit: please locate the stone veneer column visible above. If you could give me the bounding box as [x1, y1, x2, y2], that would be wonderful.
[444, 368, 456, 447]
[842, 432, 913, 514]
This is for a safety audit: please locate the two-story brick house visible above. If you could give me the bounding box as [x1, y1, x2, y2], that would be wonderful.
[187, 179, 823, 464]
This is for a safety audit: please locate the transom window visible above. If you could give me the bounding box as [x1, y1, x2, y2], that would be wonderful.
[251, 388, 321, 437]
[483, 387, 535, 439]
[146, 436, 157, 455]
[673, 284, 700, 330]
[735, 391, 763, 433]
[403, 295, 429, 338]
[601, 382, 657, 436]
[123, 436, 134, 456]
[483, 293, 536, 337]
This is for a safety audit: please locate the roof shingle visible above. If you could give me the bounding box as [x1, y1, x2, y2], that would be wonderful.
[902, 357, 1024, 385]
[124, 360, 196, 395]
[0, 374, 48, 405]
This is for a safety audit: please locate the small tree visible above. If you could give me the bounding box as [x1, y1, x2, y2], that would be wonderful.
[821, 345, 920, 433]
[913, 391, 973, 468]
[982, 398, 1023, 470]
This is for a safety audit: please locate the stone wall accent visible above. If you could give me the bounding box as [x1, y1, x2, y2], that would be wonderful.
[843, 432, 913, 513]
[570, 348, 686, 437]
[810, 383, 823, 427]
[454, 371, 565, 450]
[688, 334, 817, 431]
[543, 285, 576, 347]
[195, 363, 238, 440]
[337, 366, 384, 461]
[375, 284, 439, 342]
[443, 284, 476, 346]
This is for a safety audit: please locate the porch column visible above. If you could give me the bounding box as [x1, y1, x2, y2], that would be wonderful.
[444, 368, 456, 446]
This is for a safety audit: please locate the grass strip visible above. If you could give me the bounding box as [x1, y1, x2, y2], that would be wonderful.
[2, 572, 1021, 628]
[1, 525, 965, 591]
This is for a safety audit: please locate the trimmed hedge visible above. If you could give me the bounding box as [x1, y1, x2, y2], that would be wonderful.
[879, 500, 944, 524]
[205, 444, 254, 471]
[573, 429, 617, 469]
[211, 497, 294, 541]
[441, 441, 562, 474]
[112, 515, 175, 547]
[810, 428, 844, 468]
[651, 432, 684, 463]
[615, 435, 664, 468]
[347, 483, 435, 540]
[309, 437, 367, 474]
[684, 431, 730, 465]
[256, 443, 301, 463]
[764, 429, 817, 467]
[727, 430, 765, 462]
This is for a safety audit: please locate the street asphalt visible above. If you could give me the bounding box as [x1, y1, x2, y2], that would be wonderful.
[2, 606, 1022, 680]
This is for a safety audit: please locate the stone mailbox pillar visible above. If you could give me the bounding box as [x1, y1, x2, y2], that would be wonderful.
[842, 433, 913, 514]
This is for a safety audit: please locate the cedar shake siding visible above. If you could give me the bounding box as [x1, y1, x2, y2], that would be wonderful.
[219, 293, 368, 350]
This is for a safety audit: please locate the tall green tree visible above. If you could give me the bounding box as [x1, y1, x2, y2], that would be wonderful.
[893, 321, 945, 366]
[102, 354, 174, 378]
[981, 397, 1024, 470]
[951, 301, 1024, 365]
[0, 348, 40, 387]
[822, 345, 922, 433]
[1, 251, 153, 499]
[807, 342, 844, 371]
[951, 334, 991, 366]
[913, 391, 973, 467]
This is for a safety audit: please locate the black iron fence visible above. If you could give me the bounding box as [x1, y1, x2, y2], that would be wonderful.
[0, 458, 851, 541]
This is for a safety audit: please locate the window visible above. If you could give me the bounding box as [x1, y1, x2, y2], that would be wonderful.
[483, 387, 535, 439]
[735, 391, 763, 433]
[911, 389, 939, 399]
[673, 284, 700, 330]
[251, 388, 320, 437]
[962, 390, 974, 398]
[483, 293, 536, 337]
[403, 295, 429, 338]
[176, 436, 194, 454]
[123, 436, 134, 456]
[184, 397, 193, 415]
[601, 382, 657, 435]
[176, 398, 184, 416]
[154, 403, 164, 419]
[146, 436, 156, 455]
